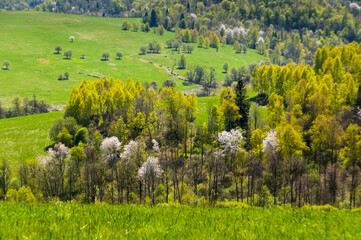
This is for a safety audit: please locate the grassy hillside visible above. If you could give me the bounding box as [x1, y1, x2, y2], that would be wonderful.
[1, 202, 360, 239]
[0, 11, 263, 106]
[0, 111, 62, 169]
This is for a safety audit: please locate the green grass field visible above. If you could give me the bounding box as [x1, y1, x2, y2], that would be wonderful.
[0, 11, 263, 106]
[0, 111, 62, 169]
[0, 202, 360, 239]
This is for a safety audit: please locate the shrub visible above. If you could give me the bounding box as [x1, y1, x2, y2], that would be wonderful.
[6, 186, 36, 203]
[162, 79, 176, 88]
[3, 61, 10, 70]
[122, 20, 131, 30]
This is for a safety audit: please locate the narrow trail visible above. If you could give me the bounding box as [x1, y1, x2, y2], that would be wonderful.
[137, 58, 186, 81]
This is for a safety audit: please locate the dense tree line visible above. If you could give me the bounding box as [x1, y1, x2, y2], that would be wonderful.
[0, 0, 44, 11]
[0, 94, 49, 119]
[2, 42, 361, 209]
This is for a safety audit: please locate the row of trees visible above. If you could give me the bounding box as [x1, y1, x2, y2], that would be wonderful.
[0, 94, 49, 119]
[53, 46, 123, 61]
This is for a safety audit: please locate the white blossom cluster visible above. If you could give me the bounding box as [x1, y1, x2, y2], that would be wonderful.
[120, 140, 139, 161]
[257, 36, 265, 45]
[69, 36, 75, 41]
[138, 156, 163, 179]
[38, 155, 51, 168]
[357, 107, 361, 121]
[101, 136, 121, 167]
[220, 24, 247, 40]
[262, 129, 279, 154]
[350, 2, 361, 11]
[152, 139, 160, 153]
[218, 129, 243, 153]
[48, 143, 70, 160]
[190, 13, 197, 20]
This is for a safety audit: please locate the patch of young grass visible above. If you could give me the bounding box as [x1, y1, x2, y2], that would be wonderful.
[0, 202, 360, 239]
[0, 111, 62, 169]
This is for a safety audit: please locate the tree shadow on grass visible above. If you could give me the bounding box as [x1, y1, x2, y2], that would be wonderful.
[100, 59, 110, 61]
[1, 68, 9, 70]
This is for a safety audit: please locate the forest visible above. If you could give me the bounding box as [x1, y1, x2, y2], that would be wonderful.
[1, 42, 361, 209]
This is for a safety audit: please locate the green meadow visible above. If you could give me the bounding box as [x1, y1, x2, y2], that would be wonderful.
[0, 202, 360, 239]
[0, 11, 263, 106]
[0, 111, 62, 169]
[0, 11, 264, 169]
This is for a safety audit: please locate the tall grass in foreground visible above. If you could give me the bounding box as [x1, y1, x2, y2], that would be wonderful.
[0, 202, 360, 239]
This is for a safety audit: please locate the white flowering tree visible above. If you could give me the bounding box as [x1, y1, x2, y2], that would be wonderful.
[40, 143, 69, 197]
[120, 140, 146, 203]
[152, 139, 160, 153]
[69, 36, 75, 42]
[138, 156, 163, 204]
[101, 136, 121, 203]
[217, 129, 243, 201]
[262, 129, 280, 205]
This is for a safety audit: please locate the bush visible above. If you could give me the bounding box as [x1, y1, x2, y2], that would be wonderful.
[57, 127, 74, 147]
[49, 117, 79, 141]
[6, 186, 36, 203]
[3, 61, 10, 70]
[122, 20, 130, 30]
[215, 200, 250, 208]
[162, 79, 176, 88]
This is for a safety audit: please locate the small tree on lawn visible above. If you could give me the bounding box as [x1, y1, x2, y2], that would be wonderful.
[58, 74, 63, 80]
[132, 21, 139, 32]
[116, 52, 123, 60]
[102, 52, 110, 61]
[81, 54, 86, 59]
[140, 46, 147, 55]
[186, 45, 194, 53]
[69, 36, 75, 42]
[64, 72, 69, 80]
[223, 63, 229, 73]
[55, 46, 62, 54]
[3, 61, 10, 70]
[158, 25, 165, 35]
[64, 50, 72, 59]
[179, 54, 187, 69]
[122, 20, 131, 30]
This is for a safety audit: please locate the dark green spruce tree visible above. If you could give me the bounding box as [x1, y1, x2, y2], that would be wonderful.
[150, 10, 158, 27]
[355, 85, 361, 117]
[143, 11, 148, 23]
[235, 78, 250, 135]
